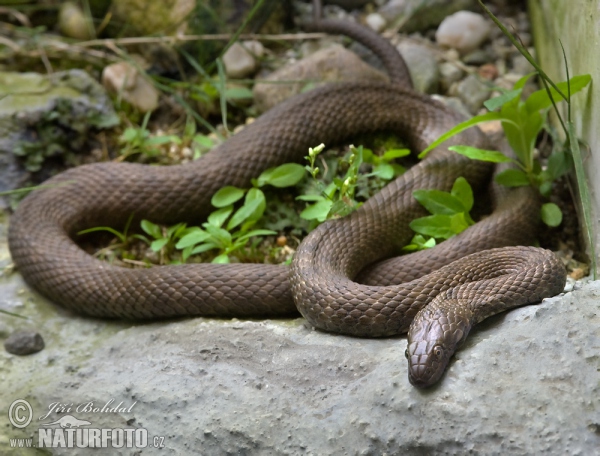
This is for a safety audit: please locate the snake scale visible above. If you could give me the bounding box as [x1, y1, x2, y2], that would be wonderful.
[7, 4, 566, 387]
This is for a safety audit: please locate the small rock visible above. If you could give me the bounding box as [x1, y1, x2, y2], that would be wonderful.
[462, 49, 494, 65]
[436, 11, 491, 55]
[454, 74, 490, 114]
[253, 45, 387, 113]
[4, 330, 45, 355]
[511, 54, 535, 75]
[365, 13, 386, 32]
[59, 2, 92, 40]
[397, 42, 440, 94]
[439, 62, 464, 92]
[478, 63, 499, 80]
[102, 61, 159, 113]
[379, 0, 477, 33]
[432, 95, 472, 119]
[569, 268, 586, 281]
[223, 42, 259, 79]
[242, 40, 265, 59]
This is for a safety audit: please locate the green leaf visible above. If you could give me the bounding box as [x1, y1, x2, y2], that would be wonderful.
[495, 169, 530, 187]
[525, 74, 591, 113]
[146, 135, 181, 146]
[373, 163, 395, 180]
[207, 206, 233, 228]
[211, 186, 245, 207]
[212, 254, 230, 264]
[236, 229, 277, 243]
[257, 163, 306, 188]
[225, 86, 253, 100]
[227, 189, 265, 231]
[514, 72, 538, 91]
[203, 224, 232, 248]
[193, 134, 214, 148]
[541, 203, 563, 227]
[451, 177, 474, 212]
[449, 212, 470, 234]
[150, 238, 169, 252]
[175, 228, 210, 249]
[77, 226, 127, 244]
[166, 223, 187, 240]
[484, 88, 522, 111]
[140, 220, 163, 239]
[361, 147, 374, 163]
[499, 104, 532, 165]
[300, 200, 333, 222]
[120, 128, 143, 143]
[449, 145, 513, 163]
[539, 180, 552, 198]
[547, 150, 572, 180]
[190, 242, 218, 254]
[419, 112, 506, 158]
[328, 200, 355, 218]
[402, 234, 436, 252]
[296, 194, 325, 202]
[413, 189, 466, 215]
[381, 148, 411, 161]
[409, 214, 456, 239]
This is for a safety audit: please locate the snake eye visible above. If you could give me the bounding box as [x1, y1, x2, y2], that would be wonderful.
[433, 345, 444, 359]
[404, 348, 409, 359]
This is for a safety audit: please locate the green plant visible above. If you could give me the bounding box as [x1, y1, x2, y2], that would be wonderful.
[118, 111, 182, 160]
[403, 177, 475, 252]
[419, 72, 590, 228]
[476, 0, 596, 276]
[299, 144, 409, 225]
[173, 162, 305, 263]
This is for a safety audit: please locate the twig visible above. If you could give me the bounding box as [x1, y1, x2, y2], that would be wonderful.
[76, 32, 327, 48]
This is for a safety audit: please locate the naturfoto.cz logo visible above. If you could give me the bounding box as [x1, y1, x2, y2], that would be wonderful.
[8, 399, 166, 449]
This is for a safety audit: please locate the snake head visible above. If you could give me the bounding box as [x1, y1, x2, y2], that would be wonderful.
[405, 300, 473, 388]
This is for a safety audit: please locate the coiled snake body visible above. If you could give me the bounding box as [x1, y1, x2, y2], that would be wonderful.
[7, 14, 566, 387]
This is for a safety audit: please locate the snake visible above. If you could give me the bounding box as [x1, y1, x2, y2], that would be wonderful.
[7, 2, 567, 387]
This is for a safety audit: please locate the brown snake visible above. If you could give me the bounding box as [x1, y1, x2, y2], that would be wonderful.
[7, 6, 566, 387]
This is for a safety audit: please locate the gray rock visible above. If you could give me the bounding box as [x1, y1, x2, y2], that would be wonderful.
[379, 0, 477, 33]
[253, 44, 388, 113]
[512, 53, 535, 75]
[4, 330, 44, 355]
[454, 73, 491, 114]
[365, 12, 387, 32]
[439, 61, 464, 92]
[433, 94, 472, 119]
[462, 48, 494, 65]
[436, 10, 492, 55]
[0, 70, 119, 199]
[397, 42, 440, 93]
[1, 261, 598, 454]
[223, 42, 259, 79]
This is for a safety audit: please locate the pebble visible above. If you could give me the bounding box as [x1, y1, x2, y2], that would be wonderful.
[439, 62, 464, 91]
[436, 11, 492, 55]
[102, 61, 159, 113]
[478, 63, 499, 80]
[253, 44, 387, 113]
[454, 73, 491, 114]
[59, 2, 92, 40]
[223, 42, 259, 79]
[4, 330, 45, 355]
[433, 95, 472, 119]
[365, 13, 386, 32]
[397, 42, 440, 94]
[511, 54, 535, 75]
[462, 49, 494, 65]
